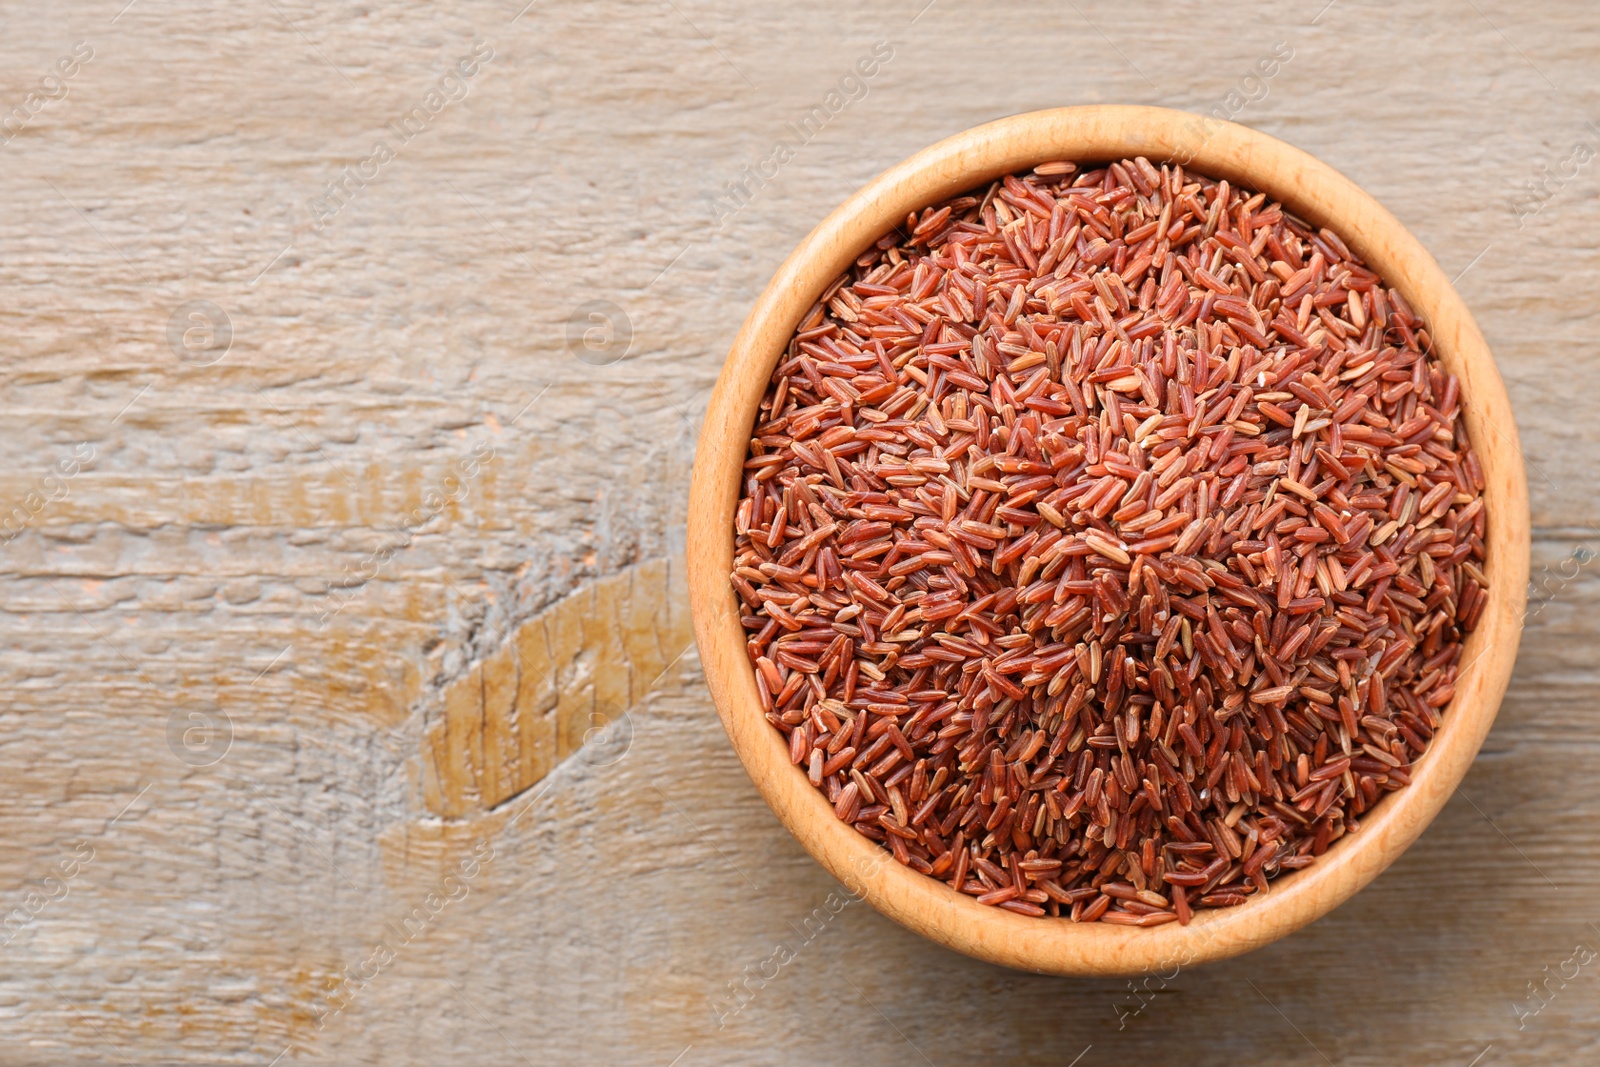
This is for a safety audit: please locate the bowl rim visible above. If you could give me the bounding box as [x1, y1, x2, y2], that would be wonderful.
[686, 105, 1529, 976]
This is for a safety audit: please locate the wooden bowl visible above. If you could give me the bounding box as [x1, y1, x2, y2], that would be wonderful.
[686, 106, 1529, 976]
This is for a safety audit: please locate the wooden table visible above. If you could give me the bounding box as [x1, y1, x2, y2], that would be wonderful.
[1, 1, 1594, 1063]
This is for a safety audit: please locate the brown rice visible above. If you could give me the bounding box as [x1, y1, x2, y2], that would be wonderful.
[730, 157, 1488, 924]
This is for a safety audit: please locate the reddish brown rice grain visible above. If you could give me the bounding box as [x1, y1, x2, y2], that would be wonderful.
[730, 158, 1488, 925]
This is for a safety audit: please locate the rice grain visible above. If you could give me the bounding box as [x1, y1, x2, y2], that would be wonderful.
[730, 158, 1488, 924]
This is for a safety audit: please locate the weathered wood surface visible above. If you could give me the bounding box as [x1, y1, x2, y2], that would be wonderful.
[0, 0, 1596, 1063]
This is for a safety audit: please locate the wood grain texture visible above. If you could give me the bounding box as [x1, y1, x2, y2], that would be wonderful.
[0, 0, 1595, 1062]
[424, 554, 689, 817]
